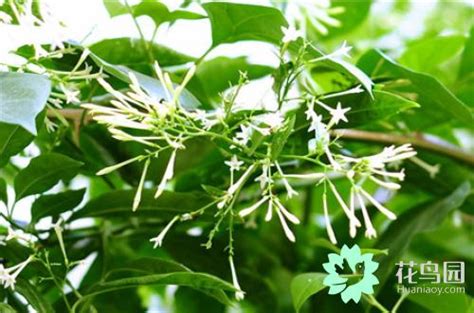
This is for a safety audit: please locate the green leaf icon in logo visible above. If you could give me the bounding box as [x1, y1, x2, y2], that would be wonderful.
[322, 244, 379, 303]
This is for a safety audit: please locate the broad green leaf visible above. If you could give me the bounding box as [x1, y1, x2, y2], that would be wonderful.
[0, 123, 34, 168]
[89, 37, 194, 67]
[458, 26, 474, 80]
[0, 303, 17, 313]
[319, 0, 372, 39]
[15, 278, 54, 313]
[375, 181, 471, 289]
[133, 0, 205, 26]
[102, 0, 127, 17]
[290, 273, 327, 313]
[0, 72, 51, 135]
[14, 153, 83, 200]
[202, 2, 287, 46]
[106, 257, 190, 278]
[174, 287, 225, 313]
[407, 286, 472, 313]
[73, 272, 236, 312]
[189, 56, 274, 101]
[88, 52, 201, 109]
[31, 188, 86, 223]
[399, 35, 465, 73]
[358, 49, 473, 125]
[340, 90, 419, 126]
[0, 177, 7, 205]
[72, 189, 212, 219]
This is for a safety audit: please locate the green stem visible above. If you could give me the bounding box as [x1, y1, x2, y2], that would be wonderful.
[364, 294, 389, 313]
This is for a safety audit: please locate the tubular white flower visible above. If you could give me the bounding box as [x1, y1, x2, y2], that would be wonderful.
[133, 158, 151, 211]
[321, 85, 364, 99]
[228, 164, 256, 195]
[355, 189, 377, 239]
[286, 172, 326, 181]
[265, 198, 273, 221]
[155, 150, 177, 199]
[229, 257, 245, 301]
[358, 188, 397, 220]
[239, 196, 269, 217]
[275, 203, 296, 242]
[324, 146, 341, 171]
[371, 168, 405, 181]
[322, 193, 337, 244]
[96, 155, 142, 176]
[369, 175, 401, 190]
[349, 189, 357, 238]
[275, 162, 299, 199]
[150, 216, 179, 248]
[327, 180, 360, 227]
[274, 198, 300, 225]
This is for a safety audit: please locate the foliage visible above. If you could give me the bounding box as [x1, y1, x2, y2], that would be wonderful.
[0, 0, 473, 312]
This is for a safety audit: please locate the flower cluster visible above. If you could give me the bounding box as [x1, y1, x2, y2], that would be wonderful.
[83, 35, 417, 302]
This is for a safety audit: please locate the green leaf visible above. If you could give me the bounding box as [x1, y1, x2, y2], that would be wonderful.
[74, 272, 236, 312]
[458, 26, 474, 80]
[202, 2, 287, 46]
[189, 56, 274, 101]
[375, 181, 471, 288]
[0, 303, 17, 313]
[31, 188, 86, 223]
[102, 0, 127, 17]
[334, 90, 419, 127]
[407, 286, 472, 313]
[14, 153, 83, 200]
[15, 278, 54, 313]
[133, 0, 205, 26]
[358, 49, 473, 125]
[0, 72, 51, 135]
[290, 273, 327, 313]
[399, 35, 465, 73]
[72, 189, 212, 219]
[89, 37, 194, 67]
[0, 123, 34, 167]
[319, 0, 372, 39]
[0, 177, 7, 206]
[174, 287, 225, 313]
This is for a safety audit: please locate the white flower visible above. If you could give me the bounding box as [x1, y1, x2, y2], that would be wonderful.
[323, 193, 337, 244]
[229, 257, 245, 301]
[254, 112, 285, 135]
[358, 188, 397, 220]
[274, 199, 297, 242]
[225, 155, 244, 172]
[155, 150, 178, 199]
[281, 25, 303, 43]
[369, 175, 401, 190]
[328, 102, 350, 125]
[327, 180, 360, 227]
[354, 189, 377, 239]
[275, 162, 299, 199]
[0, 256, 33, 290]
[255, 164, 273, 189]
[133, 158, 151, 211]
[239, 196, 270, 217]
[322, 85, 364, 99]
[234, 124, 253, 146]
[150, 216, 179, 248]
[328, 41, 352, 60]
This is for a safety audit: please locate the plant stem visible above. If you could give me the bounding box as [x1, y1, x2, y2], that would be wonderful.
[46, 109, 474, 166]
[364, 294, 389, 313]
[391, 292, 409, 313]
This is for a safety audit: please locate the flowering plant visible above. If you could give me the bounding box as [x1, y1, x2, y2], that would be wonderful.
[0, 1, 472, 312]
